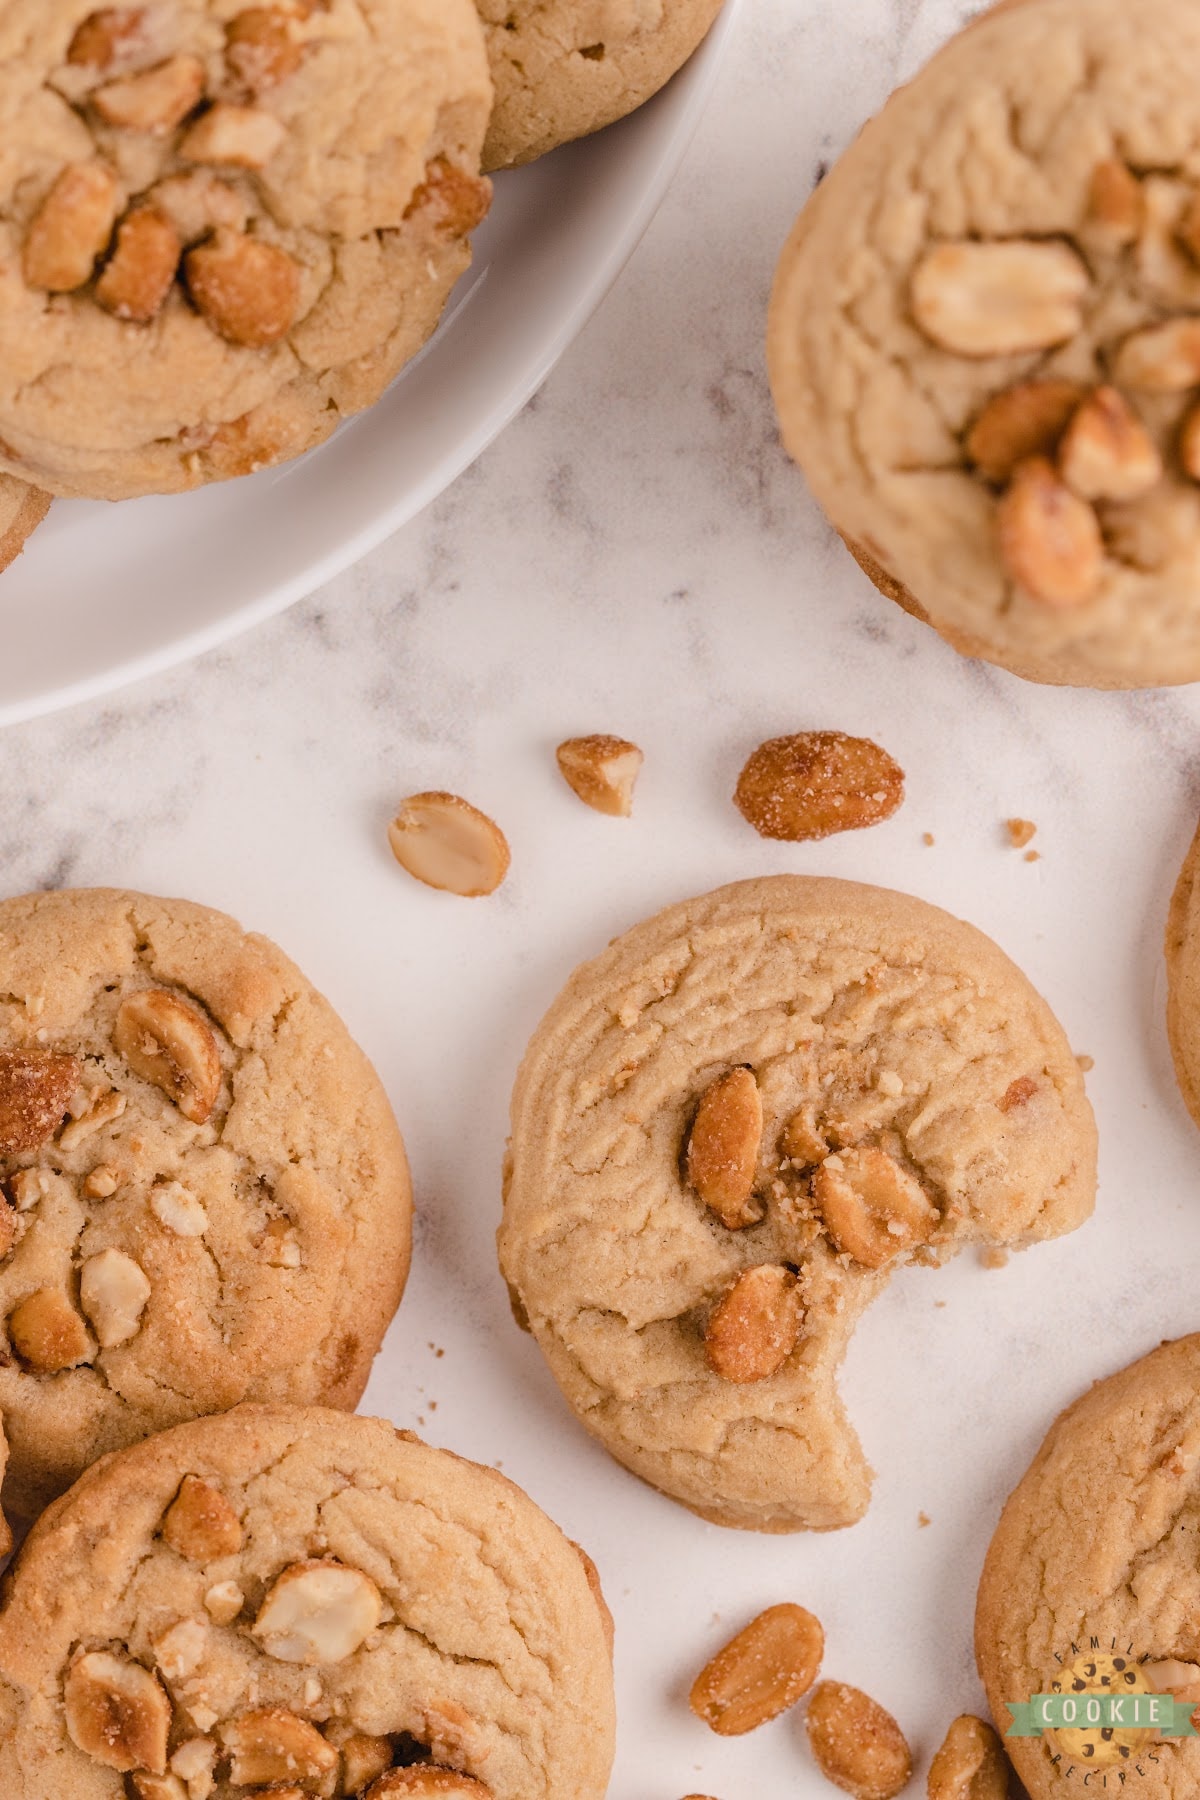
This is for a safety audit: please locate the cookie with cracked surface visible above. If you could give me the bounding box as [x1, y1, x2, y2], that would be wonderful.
[0, 0, 493, 500]
[976, 1335, 1200, 1799]
[498, 876, 1096, 1533]
[769, 0, 1200, 690]
[0, 476, 51, 577]
[0, 1404, 616, 1800]
[478, 0, 724, 171]
[0, 888, 411, 1516]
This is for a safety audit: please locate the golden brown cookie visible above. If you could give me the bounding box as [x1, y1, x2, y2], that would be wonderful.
[0, 889, 411, 1516]
[0, 1, 493, 500]
[977, 1336, 1200, 1800]
[0, 1405, 617, 1799]
[0, 476, 51, 576]
[769, 0, 1200, 689]
[499, 876, 1097, 1533]
[478, 0, 724, 171]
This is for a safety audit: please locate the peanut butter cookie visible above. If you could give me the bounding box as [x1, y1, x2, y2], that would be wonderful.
[478, 0, 724, 171]
[499, 876, 1096, 1533]
[0, 1405, 616, 1799]
[769, 0, 1200, 689]
[977, 1336, 1200, 1799]
[0, 1, 493, 500]
[0, 477, 51, 576]
[0, 889, 411, 1516]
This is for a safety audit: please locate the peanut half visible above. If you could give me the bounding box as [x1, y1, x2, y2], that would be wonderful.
[65, 1650, 172, 1774]
[965, 380, 1084, 486]
[9, 1287, 94, 1372]
[225, 8, 304, 94]
[927, 1715, 1009, 1800]
[93, 54, 205, 133]
[114, 989, 221, 1124]
[79, 1247, 151, 1348]
[812, 1147, 937, 1270]
[185, 229, 301, 348]
[68, 9, 153, 73]
[806, 1681, 913, 1800]
[180, 103, 287, 170]
[252, 1560, 383, 1664]
[690, 1603, 824, 1735]
[367, 1773, 494, 1799]
[23, 163, 119, 292]
[161, 1474, 244, 1561]
[911, 240, 1089, 358]
[95, 206, 181, 322]
[556, 735, 644, 817]
[998, 456, 1102, 609]
[1058, 387, 1161, 503]
[0, 1048, 82, 1154]
[686, 1068, 764, 1229]
[222, 1709, 339, 1787]
[388, 792, 511, 898]
[734, 732, 904, 843]
[705, 1264, 801, 1384]
[1115, 318, 1200, 392]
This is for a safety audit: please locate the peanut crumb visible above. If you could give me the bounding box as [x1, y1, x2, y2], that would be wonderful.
[1006, 818, 1038, 849]
[918, 1512, 931, 1528]
[1025, 849, 1041, 864]
[922, 832, 935, 847]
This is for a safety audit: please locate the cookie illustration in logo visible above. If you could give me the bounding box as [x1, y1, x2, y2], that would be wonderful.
[1048, 1656, 1153, 1768]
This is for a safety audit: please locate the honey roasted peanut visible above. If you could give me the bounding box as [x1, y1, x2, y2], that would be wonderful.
[388, 793, 511, 898]
[252, 1560, 383, 1664]
[812, 1146, 937, 1269]
[95, 205, 182, 321]
[9, 1287, 95, 1372]
[184, 229, 301, 348]
[686, 1068, 765, 1229]
[690, 1603, 824, 1735]
[806, 1680, 913, 1800]
[222, 1708, 339, 1787]
[0, 1047, 82, 1154]
[705, 1264, 802, 1384]
[1058, 387, 1162, 503]
[225, 7, 304, 94]
[965, 380, 1084, 487]
[735, 733, 904, 843]
[22, 163, 119, 292]
[366, 1772, 494, 1799]
[114, 989, 221, 1124]
[161, 1474, 244, 1561]
[927, 1714, 1009, 1800]
[556, 735, 644, 817]
[911, 240, 1089, 357]
[998, 457, 1103, 609]
[93, 55, 206, 133]
[179, 103, 288, 170]
[65, 1650, 172, 1774]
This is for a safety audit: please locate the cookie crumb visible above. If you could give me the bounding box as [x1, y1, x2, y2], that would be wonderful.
[1077, 1054, 1095, 1073]
[1025, 849, 1041, 863]
[918, 1511, 931, 1528]
[1006, 818, 1038, 849]
[922, 832, 935, 847]
[979, 1247, 1009, 1271]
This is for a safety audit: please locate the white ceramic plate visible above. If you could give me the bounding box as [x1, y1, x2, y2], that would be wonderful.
[0, 4, 739, 727]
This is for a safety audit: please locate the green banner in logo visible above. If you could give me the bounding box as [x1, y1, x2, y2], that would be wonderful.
[1006, 1694, 1199, 1738]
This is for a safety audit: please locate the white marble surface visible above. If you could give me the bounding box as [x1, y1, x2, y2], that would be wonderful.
[6, 0, 1200, 1793]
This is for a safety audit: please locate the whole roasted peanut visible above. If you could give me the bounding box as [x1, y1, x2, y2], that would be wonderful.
[405, 157, 493, 237]
[686, 1068, 764, 1229]
[65, 1650, 172, 1774]
[388, 793, 510, 898]
[690, 1603, 824, 1735]
[806, 1681, 913, 1800]
[705, 1264, 801, 1384]
[998, 457, 1103, 608]
[222, 1707, 339, 1786]
[226, 7, 303, 93]
[161, 1474, 244, 1561]
[22, 164, 119, 292]
[965, 380, 1084, 486]
[114, 989, 221, 1124]
[812, 1147, 937, 1270]
[185, 229, 301, 348]
[9, 1288, 94, 1371]
[911, 240, 1089, 357]
[556, 735, 643, 817]
[93, 55, 205, 133]
[95, 206, 181, 322]
[253, 1560, 383, 1663]
[927, 1715, 1008, 1800]
[735, 733, 904, 843]
[1058, 387, 1162, 502]
[367, 1772, 493, 1799]
[0, 1048, 82, 1153]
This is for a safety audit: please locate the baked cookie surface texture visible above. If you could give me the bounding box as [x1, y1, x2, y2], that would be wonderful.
[0, 1405, 617, 1800]
[977, 1335, 1200, 1800]
[499, 876, 1097, 1533]
[478, 0, 724, 171]
[769, 0, 1200, 689]
[0, 888, 412, 1516]
[0, 0, 493, 500]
